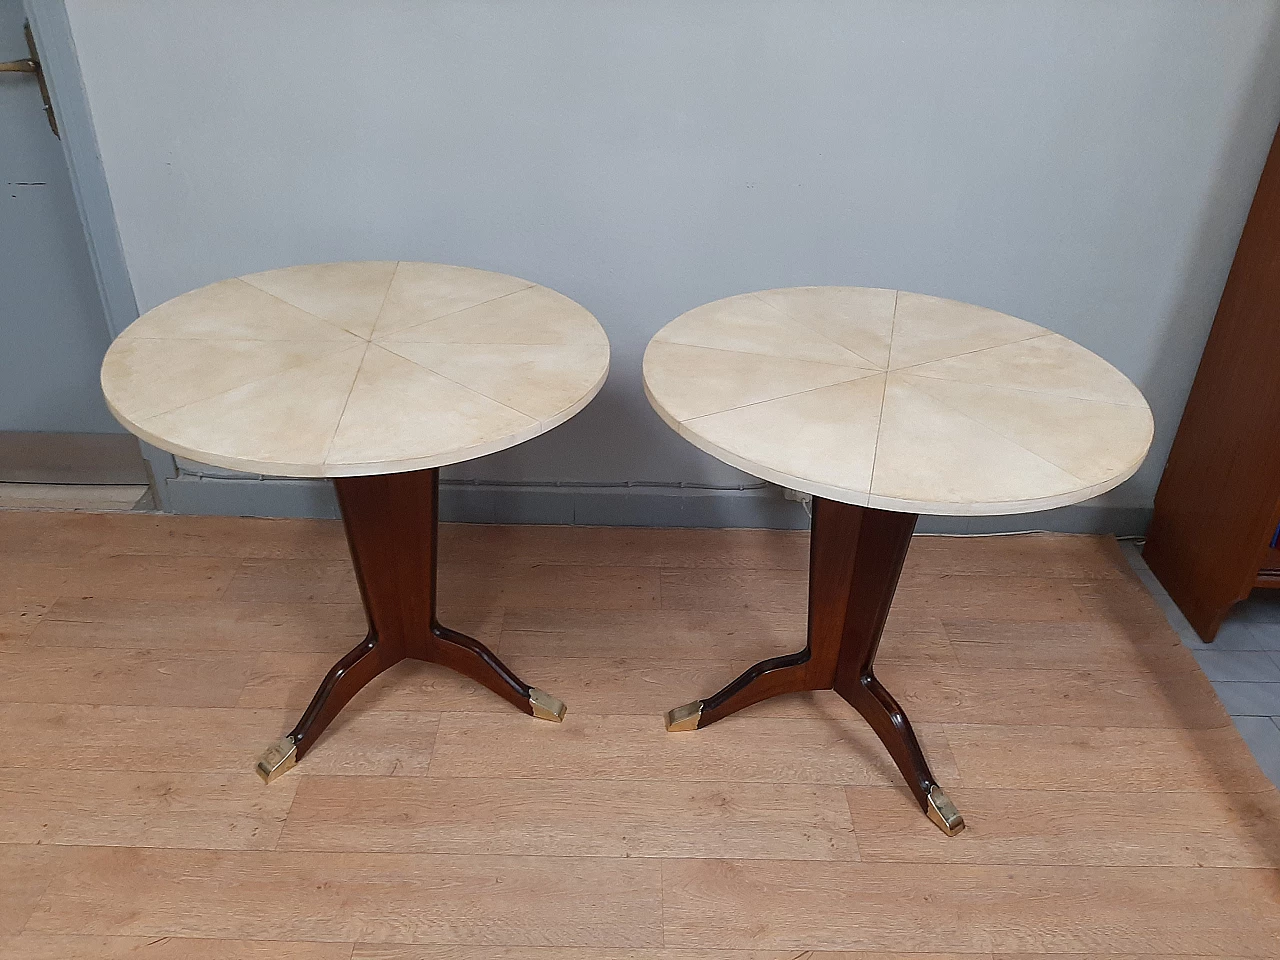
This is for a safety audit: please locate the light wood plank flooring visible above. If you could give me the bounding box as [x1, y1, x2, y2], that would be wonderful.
[2, 511, 1279, 959]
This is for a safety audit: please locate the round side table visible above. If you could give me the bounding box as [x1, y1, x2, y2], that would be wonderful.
[101, 261, 609, 782]
[643, 286, 1153, 834]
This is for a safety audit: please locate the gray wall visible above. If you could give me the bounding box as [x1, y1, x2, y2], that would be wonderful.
[62, 0, 1280, 529]
[1, 0, 120, 434]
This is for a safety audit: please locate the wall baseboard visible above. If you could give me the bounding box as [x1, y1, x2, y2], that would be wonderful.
[0, 431, 147, 484]
[161, 474, 1151, 535]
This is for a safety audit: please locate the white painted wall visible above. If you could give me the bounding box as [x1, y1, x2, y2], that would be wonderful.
[64, 0, 1280, 522]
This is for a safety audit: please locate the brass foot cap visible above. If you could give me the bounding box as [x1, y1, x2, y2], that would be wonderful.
[529, 688, 567, 722]
[256, 735, 297, 784]
[926, 785, 965, 836]
[665, 700, 703, 732]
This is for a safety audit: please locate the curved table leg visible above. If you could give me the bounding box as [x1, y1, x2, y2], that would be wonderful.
[663, 497, 964, 836]
[429, 622, 566, 721]
[256, 631, 387, 781]
[665, 650, 813, 730]
[836, 670, 963, 836]
[256, 469, 566, 783]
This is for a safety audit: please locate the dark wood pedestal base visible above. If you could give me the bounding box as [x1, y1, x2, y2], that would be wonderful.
[256, 468, 565, 782]
[664, 497, 964, 835]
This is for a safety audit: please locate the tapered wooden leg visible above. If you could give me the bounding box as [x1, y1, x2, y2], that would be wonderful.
[664, 497, 963, 835]
[823, 503, 963, 835]
[428, 622, 565, 720]
[256, 468, 565, 783]
[666, 650, 812, 730]
[664, 496, 862, 729]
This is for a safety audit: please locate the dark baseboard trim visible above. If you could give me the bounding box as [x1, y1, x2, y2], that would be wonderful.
[161, 474, 1151, 534]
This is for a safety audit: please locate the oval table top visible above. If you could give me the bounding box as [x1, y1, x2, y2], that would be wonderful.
[102, 262, 610, 478]
[643, 286, 1153, 516]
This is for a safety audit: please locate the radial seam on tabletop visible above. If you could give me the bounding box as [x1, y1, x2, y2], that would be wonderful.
[373, 282, 538, 341]
[372, 342, 544, 426]
[747, 290, 886, 370]
[866, 289, 899, 491]
[320, 341, 375, 464]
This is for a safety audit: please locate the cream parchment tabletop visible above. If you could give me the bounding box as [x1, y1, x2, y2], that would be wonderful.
[643, 287, 1153, 515]
[102, 262, 610, 477]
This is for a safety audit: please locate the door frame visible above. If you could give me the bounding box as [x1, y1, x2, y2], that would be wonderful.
[22, 1, 177, 507]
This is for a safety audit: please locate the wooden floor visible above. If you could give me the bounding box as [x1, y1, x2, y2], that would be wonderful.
[2, 511, 1279, 959]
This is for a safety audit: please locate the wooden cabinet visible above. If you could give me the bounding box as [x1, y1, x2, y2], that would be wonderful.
[1143, 122, 1280, 641]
